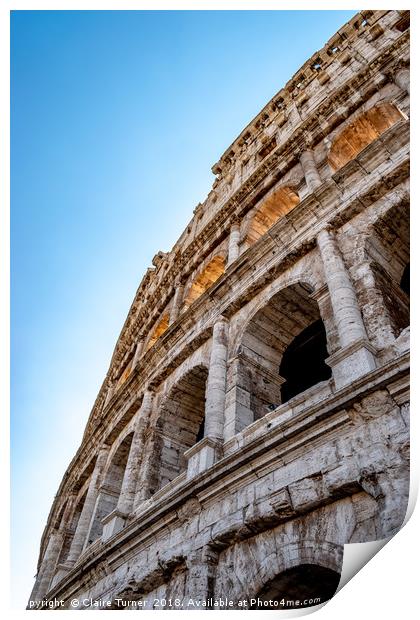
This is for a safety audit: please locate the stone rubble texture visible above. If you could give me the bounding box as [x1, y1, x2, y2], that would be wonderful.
[29, 9, 410, 610]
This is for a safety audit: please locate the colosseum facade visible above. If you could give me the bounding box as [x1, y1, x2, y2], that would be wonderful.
[28, 9, 410, 611]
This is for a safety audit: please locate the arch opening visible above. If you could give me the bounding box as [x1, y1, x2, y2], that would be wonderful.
[280, 319, 331, 403]
[56, 491, 86, 566]
[250, 564, 340, 609]
[146, 313, 169, 352]
[400, 262, 410, 297]
[246, 186, 300, 246]
[328, 103, 405, 171]
[151, 365, 208, 493]
[236, 283, 331, 422]
[86, 433, 133, 545]
[366, 202, 410, 337]
[183, 255, 226, 310]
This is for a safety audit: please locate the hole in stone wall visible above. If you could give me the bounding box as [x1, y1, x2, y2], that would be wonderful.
[246, 187, 300, 246]
[56, 491, 87, 566]
[366, 202, 410, 337]
[238, 283, 329, 422]
[250, 564, 341, 608]
[183, 256, 226, 310]
[394, 12, 410, 32]
[146, 313, 170, 352]
[328, 103, 405, 171]
[280, 319, 331, 403]
[327, 45, 339, 55]
[400, 263, 410, 297]
[86, 434, 134, 545]
[152, 365, 208, 492]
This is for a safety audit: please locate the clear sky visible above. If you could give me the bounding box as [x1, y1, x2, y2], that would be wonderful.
[11, 9, 358, 608]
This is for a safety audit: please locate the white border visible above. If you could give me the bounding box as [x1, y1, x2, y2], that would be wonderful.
[2, 2, 417, 618]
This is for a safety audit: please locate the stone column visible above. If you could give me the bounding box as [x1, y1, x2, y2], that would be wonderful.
[28, 526, 65, 603]
[394, 67, 410, 94]
[169, 283, 184, 324]
[133, 427, 157, 506]
[65, 446, 109, 566]
[102, 391, 154, 540]
[317, 228, 376, 388]
[300, 149, 322, 192]
[185, 319, 228, 478]
[227, 221, 240, 266]
[204, 318, 229, 441]
[184, 546, 218, 609]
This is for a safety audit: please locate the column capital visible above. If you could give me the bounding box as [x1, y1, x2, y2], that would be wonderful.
[212, 316, 229, 344]
[316, 226, 335, 243]
[392, 66, 410, 94]
[214, 314, 229, 326]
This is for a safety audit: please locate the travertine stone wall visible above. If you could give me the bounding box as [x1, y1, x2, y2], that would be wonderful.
[29, 10, 409, 610]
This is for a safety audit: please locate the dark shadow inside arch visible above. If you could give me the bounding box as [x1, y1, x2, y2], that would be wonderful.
[250, 564, 341, 609]
[56, 490, 86, 566]
[280, 319, 331, 403]
[367, 201, 409, 336]
[151, 365, 208, 493]
[400, 262, 410, 297]
[86, 433, 133, 545]
[237, 282, 332, 424]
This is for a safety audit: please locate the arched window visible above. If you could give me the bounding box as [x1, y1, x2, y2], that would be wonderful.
[56, 491, 86, 565]
[86, 434, 133, 545]
[183, 256, 225, 310]
[400, 262, 410, 297]
[328, 103, 405, 171]
[246, 186, 300, 246]
[365, 202, 410, 337]
[280, 319, 331, 403]
[146, 313, 169, 351]
[150, 365, 208, 493]
[250, 564, 340, 609]
[236, 283, 331, 426]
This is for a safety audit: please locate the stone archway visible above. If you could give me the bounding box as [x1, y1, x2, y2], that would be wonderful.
[146, 313, 169, 351]
[245, 186, 300, 246]
[86, 433, 134, 545]
[356, 200, 410, 346]
[56, 491, 86, 566]
[231, 282, 331, 427]
[250, 563, 340, 609]
[328, 102, 405, 171]
[151, 365, 209, 493]
[183, 256, 226, 310]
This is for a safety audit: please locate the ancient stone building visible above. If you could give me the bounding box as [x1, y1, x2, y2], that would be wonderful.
[28, 10, 410, 611]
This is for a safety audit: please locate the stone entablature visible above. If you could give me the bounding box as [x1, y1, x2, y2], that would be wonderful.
[30, 10, 409, 610]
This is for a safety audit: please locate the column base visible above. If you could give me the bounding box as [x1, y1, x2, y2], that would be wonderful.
[184, 437, 222, 480]
[101, 509, 128, 541]
[326, 339, 377, 389]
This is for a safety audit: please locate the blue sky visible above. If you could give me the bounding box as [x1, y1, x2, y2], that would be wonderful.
[11, 9, 357, 608]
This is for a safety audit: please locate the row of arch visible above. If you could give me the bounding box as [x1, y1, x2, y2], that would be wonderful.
[44, 196, 409, 594]
[142, 102, 406, 357]
[51, 282, 335, 572]
[42, 97, 410, 575]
